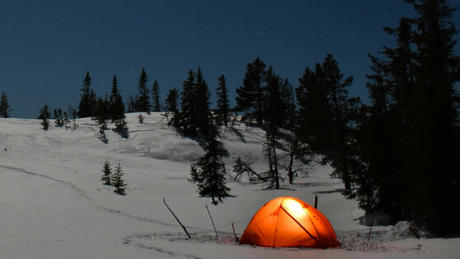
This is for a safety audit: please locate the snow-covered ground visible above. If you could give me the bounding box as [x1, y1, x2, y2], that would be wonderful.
[0, 113, 458, 259]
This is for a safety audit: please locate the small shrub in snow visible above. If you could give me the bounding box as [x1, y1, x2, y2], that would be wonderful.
[138, 114, 144, 124]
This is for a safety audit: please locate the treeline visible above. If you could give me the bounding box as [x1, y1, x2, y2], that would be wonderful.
[292, 0, 459, 236]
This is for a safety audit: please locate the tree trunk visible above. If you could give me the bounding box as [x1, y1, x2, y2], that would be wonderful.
[271, 132, 279, 189]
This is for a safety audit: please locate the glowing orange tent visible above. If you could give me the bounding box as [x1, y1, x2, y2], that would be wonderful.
[239, 196, 339, 248]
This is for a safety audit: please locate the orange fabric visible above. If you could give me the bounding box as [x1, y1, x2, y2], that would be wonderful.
[239, 196, 340, 248]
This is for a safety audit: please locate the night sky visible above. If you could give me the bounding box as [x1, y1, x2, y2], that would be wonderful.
[1, 0, 459, 118]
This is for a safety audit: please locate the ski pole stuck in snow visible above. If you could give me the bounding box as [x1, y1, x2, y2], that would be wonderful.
[163, 197, 192, 239]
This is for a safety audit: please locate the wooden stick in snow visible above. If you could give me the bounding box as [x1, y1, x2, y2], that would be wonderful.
[163, 197, 191, 239]
[205, 204, 219, 239]
[314, 194, 318, 209]
[232, 222, 239, 243]
[364, 216, 374, 252]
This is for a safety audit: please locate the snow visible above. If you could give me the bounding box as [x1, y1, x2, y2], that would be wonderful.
[0, 113, 459, 258]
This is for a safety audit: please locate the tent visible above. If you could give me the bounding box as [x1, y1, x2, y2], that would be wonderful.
[239, 196, 339, 248]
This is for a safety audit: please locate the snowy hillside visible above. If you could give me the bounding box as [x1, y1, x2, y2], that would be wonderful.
[0, 113, 458, 259]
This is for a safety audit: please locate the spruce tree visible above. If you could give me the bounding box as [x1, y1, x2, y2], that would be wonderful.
[165, 88, 180, 128]
[78, 72, 93, 118]
[353, 0, 460, 235]
[194, 68, 214, 141]
[190, 126, 230, 205]
[39, 105, 51, 130]
[178, 70, 197, 136]
[89, 89, 97, 118]
[94, 96, 110, 128]
[54, 108, 63, 127]
[353, 19, 415, 221]
[400, 0, 459, 234]
[136, 68, 150, 113]
[280, 78, 296, 129]
[236, 57, 267, 124]
[165, 89, 179, 112]
[0, 91, 10, 118]
[101, 161, 112, 185]
[216, 74, 230, 127]
[152, 80, 161, 112]
[111, 163, 127, 194]
[109, 75, 128, 135]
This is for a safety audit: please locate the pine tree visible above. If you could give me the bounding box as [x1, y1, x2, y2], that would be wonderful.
[216, 74, 230, 127]
[101, 161, 112, 185]
[322, 54, 360, 192]
[136, 68, 150, 113]
[0, 91, 10, 118]
[236, 57, 267, 124]
[78, 72, 93, 118]
[39, 105, 51, 130]
[151, 80, 161, 112]
[264, 66, 282, 188]
[296, 55, 360, 192]
[111, 163, 127, 195]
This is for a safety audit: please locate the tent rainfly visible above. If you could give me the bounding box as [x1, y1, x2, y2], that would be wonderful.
[239, 196, 340, 248]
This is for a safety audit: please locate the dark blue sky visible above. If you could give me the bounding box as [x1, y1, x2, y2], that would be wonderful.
[1, 0, 459, 118]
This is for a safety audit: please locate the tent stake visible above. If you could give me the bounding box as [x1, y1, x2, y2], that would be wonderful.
[163, 198, 191, 239]
[314, 194, 318, 209]
[205, 204, 219, 239]
[232, 222, 239, 243]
